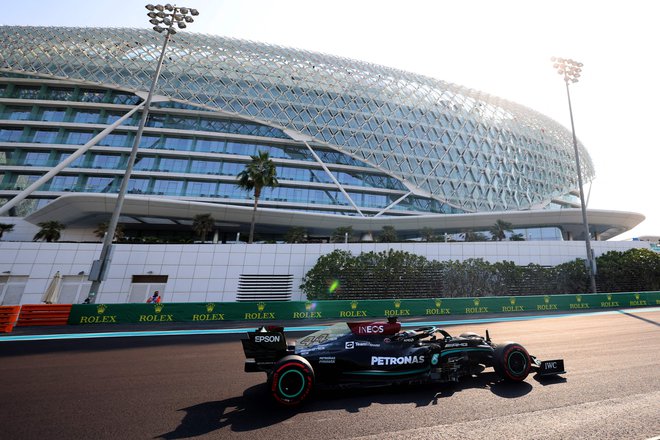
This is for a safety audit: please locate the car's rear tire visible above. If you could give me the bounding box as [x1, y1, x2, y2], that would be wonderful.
[268, 355, 315, 406]
[493, 342, 531, 382]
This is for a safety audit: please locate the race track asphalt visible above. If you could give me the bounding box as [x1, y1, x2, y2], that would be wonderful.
[0, 309, 658, 439]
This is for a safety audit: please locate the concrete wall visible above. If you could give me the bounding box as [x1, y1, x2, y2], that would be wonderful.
[0, 240, 650, 305]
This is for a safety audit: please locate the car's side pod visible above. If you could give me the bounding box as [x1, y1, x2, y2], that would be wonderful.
[242, 327, 289, 373]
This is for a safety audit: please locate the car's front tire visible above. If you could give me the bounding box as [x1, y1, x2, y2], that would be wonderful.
[493, 342, 531, 382]
[268, 355, 315, 406]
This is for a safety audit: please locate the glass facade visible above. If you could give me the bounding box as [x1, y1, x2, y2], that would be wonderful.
[0, 79, 428, 218]
[0, 26, 605, 240]
[0, 26, 595, 216]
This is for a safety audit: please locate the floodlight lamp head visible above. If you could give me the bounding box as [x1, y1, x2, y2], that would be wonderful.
[147, 11, 157, 18]
[190, 8, 199, 16]
[155, 4, 164, 11]
[153, 25, 164, 33]
[180, 7, 189, 14]
[167, 27, 177, 34]
[149, 18, 160, 25]
[145, 4, 155, 10]
[164, 3, 173, 11]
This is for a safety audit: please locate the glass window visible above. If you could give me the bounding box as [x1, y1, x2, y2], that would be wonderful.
[39, 107, 67, 122]
[0, 128, 24, 142]
[110, 93, 140, 105]
[217, 182, 244, 199]
[198, 118, 225, 132]
[185, 181, 216, 197]
[168, 115, 199, 130]
[30, 129, 58, 144]
[133, 156, 155, 171]
[162, 137, 193, 151]
[140, 135, 161, 149]
[147, 113, 167, 128]
[44, 87, 74, 101]
[24, 152, 50, 166]
[64, 131, 94, 145]
[195, 139, 224, 153]
[98, 133, 130, 147]
[85, 177, 115, 193]
[158, 158, 188, 172]
[14, 86, 41, 99]
[2, 106, 32, 120]
[56, 152, 84, 168]
[49, 175, 78, 191]
[220, 162, 243, 176]
[105, 111, 137, 125]
[13, 174, 40, 190]
[190, 160, 221, 174]
[153, 180, 183, 195]
[79, 89, 106, 103]
[91, 154, 121, 169]
[72, 110, 100, 123]
[128, 178, 149, 194]
[226, 141, 256, 156]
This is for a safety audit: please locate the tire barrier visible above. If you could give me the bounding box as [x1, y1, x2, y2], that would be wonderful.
[16, 304, 73, 327]
[66, 291, 660, 325]
[0, 306, 21, 333]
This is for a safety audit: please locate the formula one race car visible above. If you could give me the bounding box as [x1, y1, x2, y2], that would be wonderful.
[241, 317, 565, 405]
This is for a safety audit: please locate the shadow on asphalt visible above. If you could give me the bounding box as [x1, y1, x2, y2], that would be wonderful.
[533, 373, 568, 386]
[156, 372, 545, 439]
[617, 310, 660, 327]
[0, 333, 239, 357]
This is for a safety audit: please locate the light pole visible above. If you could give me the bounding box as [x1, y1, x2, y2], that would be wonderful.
[551, 57, 597, 293]
[88, 4, 199, 302]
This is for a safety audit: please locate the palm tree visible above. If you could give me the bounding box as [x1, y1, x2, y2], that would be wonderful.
[0, 223, 15, 240]
[237, 151, 279, 244]
[331, 226, 354, 243]
[421, 227, 437, 242]
[192, 213, 215, 242]
[462, 230, 488, 242]
[489, 219, 514, 241]
[378, 225, 398, 243]
[33, 221, 65, 242]
[284, 226, 307, 243]
[93, 222, 125, 242]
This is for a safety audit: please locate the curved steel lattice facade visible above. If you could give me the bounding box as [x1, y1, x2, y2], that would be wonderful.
[0, 26, 594, 213]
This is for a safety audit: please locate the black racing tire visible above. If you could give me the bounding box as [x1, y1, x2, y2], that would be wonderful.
[493, 342, 531, 382]
[268, 355, 315, 406]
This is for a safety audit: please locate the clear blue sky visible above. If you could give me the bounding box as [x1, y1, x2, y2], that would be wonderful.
[5, 0, 660, 240]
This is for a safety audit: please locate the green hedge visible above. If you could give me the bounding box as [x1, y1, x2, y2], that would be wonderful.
[301, 248, 660, 300]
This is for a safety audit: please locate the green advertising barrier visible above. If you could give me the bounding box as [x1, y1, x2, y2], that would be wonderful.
[68, 291, 660, 325]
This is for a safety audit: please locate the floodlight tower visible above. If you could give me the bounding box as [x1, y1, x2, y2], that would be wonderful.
[88, 4, 199, 302]
[551, 57, 597, 294]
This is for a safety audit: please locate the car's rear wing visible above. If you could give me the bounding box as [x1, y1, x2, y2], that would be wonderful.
[241, 326, 290, 373]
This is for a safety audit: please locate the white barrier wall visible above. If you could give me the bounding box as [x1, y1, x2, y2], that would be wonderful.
[0, 240, 650, 305]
